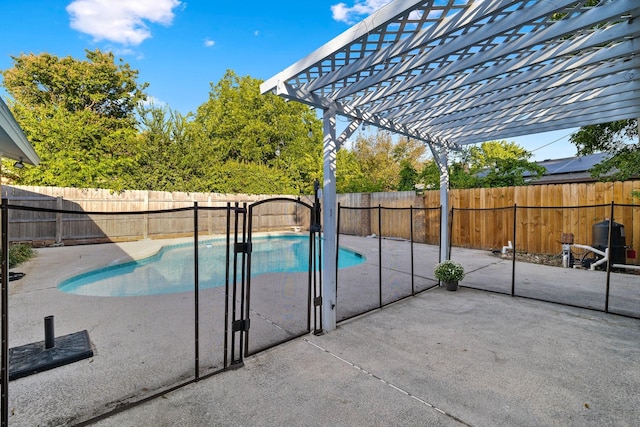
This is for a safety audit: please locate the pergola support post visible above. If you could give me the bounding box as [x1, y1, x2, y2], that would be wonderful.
[322, 107, 338, 332]
[430, 146, 450, 263]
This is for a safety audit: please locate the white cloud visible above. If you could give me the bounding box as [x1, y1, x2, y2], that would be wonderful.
[67, 0, 182, 46]
[254, 30, 260, 36]
[331, 0, 392, 24]
[139, 96, 167, 109]
[204, 38, 215, 48]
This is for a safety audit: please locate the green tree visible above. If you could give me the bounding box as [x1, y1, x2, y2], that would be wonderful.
[193, 70, 322, 194]
[420, 141, 543, 189]
[135, 102, 204, 191]
[570, 119, 638, 181]
[1, 49, 148, 190]
[398, 160, 419, 191]
[469, 141, 545, 188]
[337, 131, 427, 192]
[336, 149, 370, 193]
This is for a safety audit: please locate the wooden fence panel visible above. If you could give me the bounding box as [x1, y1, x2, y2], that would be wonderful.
[5, 183, 640, 258]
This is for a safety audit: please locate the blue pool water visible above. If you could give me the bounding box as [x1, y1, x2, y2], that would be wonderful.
[58, 235, 365, 297]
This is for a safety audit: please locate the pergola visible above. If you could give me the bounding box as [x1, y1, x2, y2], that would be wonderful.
[260, 0, 640, 331]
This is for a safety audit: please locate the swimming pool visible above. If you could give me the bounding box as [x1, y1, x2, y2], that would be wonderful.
[58, 235, 365, 297]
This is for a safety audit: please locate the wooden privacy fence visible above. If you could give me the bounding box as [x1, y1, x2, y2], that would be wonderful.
[3, 181, 640, 259]
[2, 186, 311, 245]
[337, 181, 640, 263]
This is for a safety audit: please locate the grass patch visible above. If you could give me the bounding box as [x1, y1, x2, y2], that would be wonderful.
[1, 244, 37, 269]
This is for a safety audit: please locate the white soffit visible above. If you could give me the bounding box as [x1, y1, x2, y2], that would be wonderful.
[0, 98, 39, 165]
[261, 0, 640, 149]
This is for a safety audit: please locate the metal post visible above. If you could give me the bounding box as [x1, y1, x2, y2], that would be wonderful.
[335, 203, 341, 319]
[438, 206, 442, 264]
[307, 209, 313, 334]
[44, 316, 55, 349]
[223, 203, 231, 368]
[605, 201, 614, 312]
[193, 202, 199, 379]
[448, 207, 453, 260]
[240, 203, 248, 358]
[311, 181, 323, 334]
[410, 206, 414, 295]
[230, 203, 240, 364]
[1, 199, 9, 427]
[378, 205, 382, 307]
[512, 204, 517, 296]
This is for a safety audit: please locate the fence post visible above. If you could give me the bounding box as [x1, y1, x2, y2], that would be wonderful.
[143, 192, 149, 239]
[1, 199, 9, 427]
[512, 204, 517, 296]
[410, 206, 414, 294]
[207, 196, 212, 235]
[193, 202, 199, 379]
[605, 201, 614, 312]
[378, 204, 382, 307]
[361, 193, 371, 237]
[448, 207, 453, 260]
[55, 196, 62, 244]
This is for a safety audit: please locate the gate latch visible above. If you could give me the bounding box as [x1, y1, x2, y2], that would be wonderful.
[234, 242, 252, 254]
[232, 319, 250, 332]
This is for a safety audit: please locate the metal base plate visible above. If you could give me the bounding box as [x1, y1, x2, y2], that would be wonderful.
[9, 330, 93, 380]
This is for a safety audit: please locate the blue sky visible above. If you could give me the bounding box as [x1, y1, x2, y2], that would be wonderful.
[0, 0, 579, 161]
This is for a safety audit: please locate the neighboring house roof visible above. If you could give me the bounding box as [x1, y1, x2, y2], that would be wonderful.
[524, 153, 610, 184]
[0, 97, 39, 165]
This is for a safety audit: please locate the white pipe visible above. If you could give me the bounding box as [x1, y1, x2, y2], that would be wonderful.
[571, 244, 606, 258]
[570, 244, 640, 271]
[612, 263, 640, 271]
[501, 240, 513, 255]
[590, 248, 609, 271]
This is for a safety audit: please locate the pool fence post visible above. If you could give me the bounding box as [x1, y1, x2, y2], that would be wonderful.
[378, 204, 382, 308]
[511, 204, 517, 296]
[193, 201, 199, 379]
[1, 198, 9, 427]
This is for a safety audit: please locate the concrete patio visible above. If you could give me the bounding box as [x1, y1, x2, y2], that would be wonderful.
[91, 287, 640, 427]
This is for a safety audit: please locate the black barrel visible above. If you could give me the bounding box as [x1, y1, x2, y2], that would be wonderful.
[592, 220, 626, 264]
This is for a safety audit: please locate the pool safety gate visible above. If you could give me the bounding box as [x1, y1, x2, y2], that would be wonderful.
[244, 197, 322, 356]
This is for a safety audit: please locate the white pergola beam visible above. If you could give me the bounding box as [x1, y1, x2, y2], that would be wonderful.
[411, 69, 640, 131]
[352, 1, 638, 110]
[307, 0, 521, 94]
[275, 81, 461, 151]
[337, 0, 582, 102]
[371, 28, 639, 120]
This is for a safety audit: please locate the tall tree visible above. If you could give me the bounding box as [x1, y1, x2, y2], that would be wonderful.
[421, 140, 544, 189]
[468, 140, 545, 188]
[336, 131, 427, 192]
[570, 119, 639, 181]
[193, 70, 322, 194]
[136, 102, 200, 191]
[1, 49, 148, 190]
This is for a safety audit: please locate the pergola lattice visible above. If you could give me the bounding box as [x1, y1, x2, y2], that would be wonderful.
[261, 0, 640, 331]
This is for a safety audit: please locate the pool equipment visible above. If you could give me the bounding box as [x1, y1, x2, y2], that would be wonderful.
[561, 220, 639, 271]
